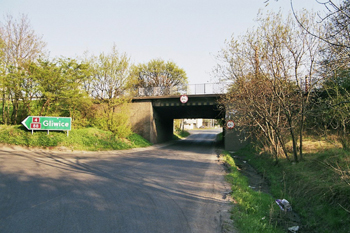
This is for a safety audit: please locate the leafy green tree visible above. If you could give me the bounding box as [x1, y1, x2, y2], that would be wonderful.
[85, 46, 130, 100]
[83, 47, 133, 136]
[130, 59, 188, 96]
[29, 58, 92, 127]
[0, 37, 5, 122]
[4, 64, 33, 123]
[89, 98, 132, 138]
[0, 14, 46, 124]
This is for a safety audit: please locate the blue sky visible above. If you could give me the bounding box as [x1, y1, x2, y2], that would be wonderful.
[1, 0, 326, 84]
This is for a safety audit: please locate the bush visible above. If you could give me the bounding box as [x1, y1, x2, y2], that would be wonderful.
[90, 100, 132, 138]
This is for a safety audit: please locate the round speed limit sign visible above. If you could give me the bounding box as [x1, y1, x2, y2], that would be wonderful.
[226, 120, 235, 129]
[180, 95, 188, 103]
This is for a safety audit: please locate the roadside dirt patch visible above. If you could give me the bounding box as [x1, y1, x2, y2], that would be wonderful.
[214, 150, 238, 233]
[217, 149, 303, 233]
[215, 148, 270, 195]
[230, 153, 270, 194]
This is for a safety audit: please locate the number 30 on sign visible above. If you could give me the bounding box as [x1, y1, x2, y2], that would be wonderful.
[226, 120, 235, 129]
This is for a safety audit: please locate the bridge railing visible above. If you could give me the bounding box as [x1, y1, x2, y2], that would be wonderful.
[137, 83, 229, 97]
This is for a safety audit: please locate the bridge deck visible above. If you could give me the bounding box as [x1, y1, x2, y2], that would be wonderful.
[132, 94, 224, 119]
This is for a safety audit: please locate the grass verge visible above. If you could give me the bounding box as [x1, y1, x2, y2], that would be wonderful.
[224, 139, 350, 233]
[222, 151, 284, 233]
[0, 125, 152, 151]
[173, 129, 190, 140]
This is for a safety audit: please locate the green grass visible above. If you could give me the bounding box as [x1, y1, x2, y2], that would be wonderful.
[216, 132, 223, 141]
[173, 129, 190, 139]
[222, 151, 284, 233]
[229, 141, 350, 233]
[0, 125, 152, 151]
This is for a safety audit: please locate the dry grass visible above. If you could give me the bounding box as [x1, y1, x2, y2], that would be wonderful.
[285, 137, 342, 154]
[245, 135, 350, 233]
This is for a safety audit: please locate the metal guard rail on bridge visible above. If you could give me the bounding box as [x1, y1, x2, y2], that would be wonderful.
[137, 83, 229, 97]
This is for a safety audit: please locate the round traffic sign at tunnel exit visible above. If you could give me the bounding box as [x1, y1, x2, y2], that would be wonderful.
[180, 95, 188, 103]
[226, 120, 235, 129]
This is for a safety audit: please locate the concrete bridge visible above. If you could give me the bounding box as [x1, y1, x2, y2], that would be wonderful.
[128, 84, 248, 151]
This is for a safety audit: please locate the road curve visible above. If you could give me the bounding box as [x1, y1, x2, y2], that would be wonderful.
[0, 129, 233, 233]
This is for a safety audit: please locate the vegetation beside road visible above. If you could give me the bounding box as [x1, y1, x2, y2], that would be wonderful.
[222, 136, 350, 233]
[222, 150, 283, 233]
[0, 125, 151, 151]
[173, 128, 190, 140]
[215, 4, 350, 232]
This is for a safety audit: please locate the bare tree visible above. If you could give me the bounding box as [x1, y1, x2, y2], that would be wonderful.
[291, 0, 350, 48]
[0, 14, 46, 66]
[291, 1, 350, 149]
[216, 10, 322, 162]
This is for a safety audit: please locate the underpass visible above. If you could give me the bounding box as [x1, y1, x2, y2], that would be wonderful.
[130, 94, 225, 144]
[130, 93, 247, 151]
[128, 82, 248, 152]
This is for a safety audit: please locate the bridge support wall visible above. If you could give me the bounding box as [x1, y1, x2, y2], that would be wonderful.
[128, 102, 156, 143]
[128, 102, 173, 144]
[224, 127, 249, 152]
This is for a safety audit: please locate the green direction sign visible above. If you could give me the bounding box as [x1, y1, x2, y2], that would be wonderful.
[22, 116, 71, 131]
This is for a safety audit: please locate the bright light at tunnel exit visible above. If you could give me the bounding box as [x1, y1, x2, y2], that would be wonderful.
[174, 119, 221, 130]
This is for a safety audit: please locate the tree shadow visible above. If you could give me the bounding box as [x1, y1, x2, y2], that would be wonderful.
[0, 144, 228, 233]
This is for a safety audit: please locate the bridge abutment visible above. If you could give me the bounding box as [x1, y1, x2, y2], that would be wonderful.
[128, 101, 173, 144]
[223, 127, 249, 152]
[128, 101, 157, 143]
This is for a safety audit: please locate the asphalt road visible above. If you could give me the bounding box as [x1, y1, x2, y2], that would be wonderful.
[0, 129, 233, 233]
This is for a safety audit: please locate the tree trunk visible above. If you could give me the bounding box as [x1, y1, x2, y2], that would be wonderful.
[11, 98, 19, 125]
[2, 92, 5, 124]
[299, 95, 305, 161]
[40, 99, 50, 116]
[287, 114, 299, 162]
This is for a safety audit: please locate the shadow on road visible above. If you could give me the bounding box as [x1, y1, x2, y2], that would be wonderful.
[0, 130, 229, 233]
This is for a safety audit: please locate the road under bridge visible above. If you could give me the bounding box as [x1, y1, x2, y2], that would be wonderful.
[129, 94, 247, 151]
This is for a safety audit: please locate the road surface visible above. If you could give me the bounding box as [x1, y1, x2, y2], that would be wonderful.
[0, 129, 234, 233]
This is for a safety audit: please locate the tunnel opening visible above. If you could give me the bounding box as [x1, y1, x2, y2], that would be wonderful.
[173, 119, 221, 131]
[173, 118, 224, 148]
